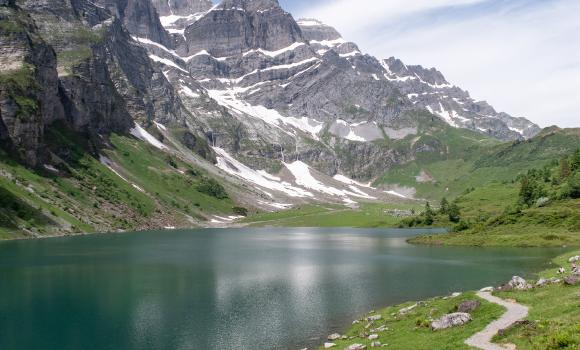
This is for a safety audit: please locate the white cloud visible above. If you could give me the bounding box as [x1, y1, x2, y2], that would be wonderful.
[300, 0, 580, 128]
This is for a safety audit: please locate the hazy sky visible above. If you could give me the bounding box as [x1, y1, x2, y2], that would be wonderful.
[272, 0, 579, 128]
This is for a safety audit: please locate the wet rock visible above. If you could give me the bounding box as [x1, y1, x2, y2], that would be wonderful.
[457, 300, 480, 313]
[431, 313, 471, 330]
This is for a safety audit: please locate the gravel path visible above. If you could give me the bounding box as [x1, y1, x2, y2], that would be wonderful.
[465, 291, 528, 350]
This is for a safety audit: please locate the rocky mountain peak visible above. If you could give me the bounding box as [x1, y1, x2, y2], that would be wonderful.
[297, 18, 343, 42]
[180, 0, 303, 57]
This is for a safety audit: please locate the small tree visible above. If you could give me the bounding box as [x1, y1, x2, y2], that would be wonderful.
[424, 202, 434, 225]
[560, 158, 571, 179]
[448, 202, 461, 223]
[569, 172, 580, 199]
[571, 148, 580, 172]
[439, 197, 449, 215]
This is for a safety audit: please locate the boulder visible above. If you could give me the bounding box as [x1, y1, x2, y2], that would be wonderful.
[457, 300, 480, 313]
[536, 277, 561, 287]
[508, 276, 533, 290]
[399, 303, 418, 315]
[564, 275, 580, 286]
[345, 344, 366, 350]
[568, 255, 580, 263]
[431, 313, 472, 330]
[328, 333, 342, 341]
[324, 342, 336, 348]
[368, 334, 379, 340]
[367, 314, 382, 321]
[370, 341, 381, 348]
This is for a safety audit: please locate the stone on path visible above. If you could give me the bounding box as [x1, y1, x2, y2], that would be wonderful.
[431, 312, 472, 330]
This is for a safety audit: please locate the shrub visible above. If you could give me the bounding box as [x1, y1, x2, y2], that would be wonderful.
[197, 177, 228, 199]
[232, 206, 248, 217]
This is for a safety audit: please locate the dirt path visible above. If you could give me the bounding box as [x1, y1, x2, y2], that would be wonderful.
[465, 291, 529, 350]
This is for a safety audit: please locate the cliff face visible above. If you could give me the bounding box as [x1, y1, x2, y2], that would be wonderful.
[0, 3, 63, 166]
[1, 0, 204, 167]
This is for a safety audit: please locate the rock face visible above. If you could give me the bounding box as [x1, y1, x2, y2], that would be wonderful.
[0, 3, 63, 166]
[431, 312, 472, 330]
[151, 0, 213, 17]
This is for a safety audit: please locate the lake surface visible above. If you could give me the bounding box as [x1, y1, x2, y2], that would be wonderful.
[0, 228, 562, 350]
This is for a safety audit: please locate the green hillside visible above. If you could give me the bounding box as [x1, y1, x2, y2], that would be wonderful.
[376, 127, 580, 200]
[0, 123, 243, 239]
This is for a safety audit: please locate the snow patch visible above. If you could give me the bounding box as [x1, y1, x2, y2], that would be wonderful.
[148, 55, 188, 73]
[213, 147, 312, 198]
[130, 124, 168, 150]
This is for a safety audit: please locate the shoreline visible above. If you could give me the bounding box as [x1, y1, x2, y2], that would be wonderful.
[315, 248, 580, 350]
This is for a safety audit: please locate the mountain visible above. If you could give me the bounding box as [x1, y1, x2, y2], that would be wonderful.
[0, 0, 572, 238]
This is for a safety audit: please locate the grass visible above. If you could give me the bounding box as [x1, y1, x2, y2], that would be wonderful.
[242, 203, 421, 228]
[316, 292, 504, 350]
[409, 199, 580, 247]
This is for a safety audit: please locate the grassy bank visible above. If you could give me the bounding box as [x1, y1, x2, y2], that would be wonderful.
[318, 249, 580, 350]
[241, 203, 421, 228]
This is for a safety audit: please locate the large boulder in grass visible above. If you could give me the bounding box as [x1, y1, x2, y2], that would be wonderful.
[431, 313, 472, 330]
[457, 300, 481, 313]
[345, 344, 366, 350]
[564, 275, 580, 286]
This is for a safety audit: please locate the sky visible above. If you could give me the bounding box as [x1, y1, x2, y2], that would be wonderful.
[273, 0, 579, 128]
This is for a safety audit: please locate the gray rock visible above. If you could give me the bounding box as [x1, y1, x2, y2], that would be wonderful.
[564, 275, 580, 286]
[508, 276, 533, 290]
[344, 344, 366, 350]
[328, 333, 341, 341]
[457, 300, 480, 313]
[431, 313, 472, 330]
